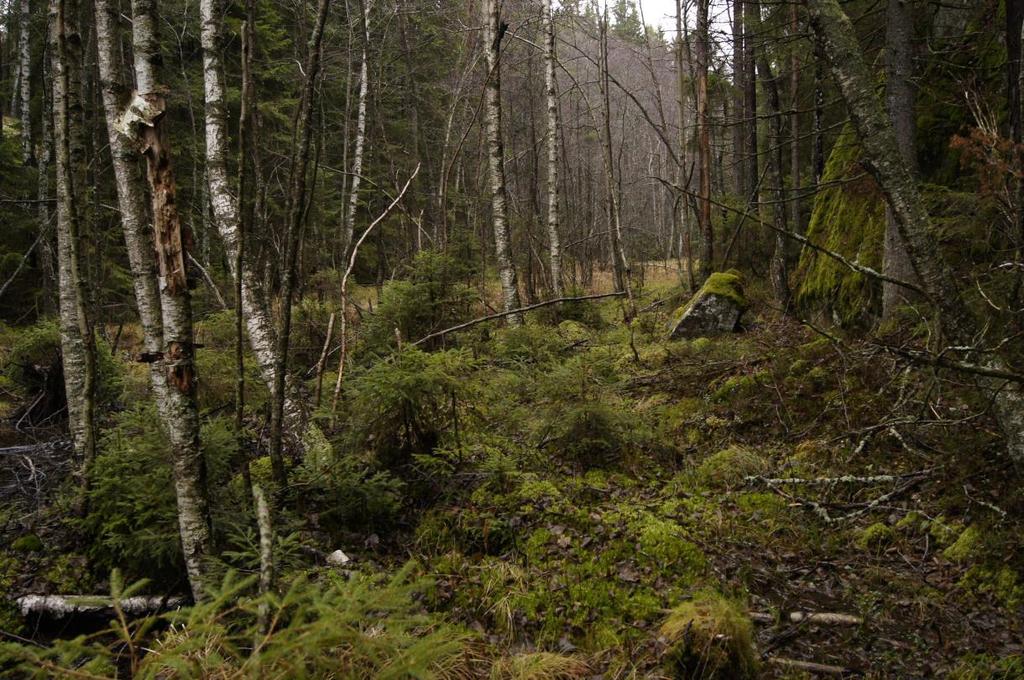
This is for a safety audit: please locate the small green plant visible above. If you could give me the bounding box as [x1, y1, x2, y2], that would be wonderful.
[546, 401, 627, 469]
[661, 591, 757, 679]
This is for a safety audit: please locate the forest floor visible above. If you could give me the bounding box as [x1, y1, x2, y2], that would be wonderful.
[1, 265, 1023, 678]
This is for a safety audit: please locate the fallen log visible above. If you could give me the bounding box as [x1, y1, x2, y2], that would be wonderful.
[17, 594, 187, 621]
[751, 611, 864, 626]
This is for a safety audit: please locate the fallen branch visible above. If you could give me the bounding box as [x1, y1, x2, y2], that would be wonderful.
[767, 656, 854, 676]
[751, 611, 863, 626]
[746, 469, 935, 487]
[187, 253, 229, 310]
[412, 291, 627, 346]
[874, 343, 1024, 385]
[17, 595, 186, 620]
[0, 234, 42, 302]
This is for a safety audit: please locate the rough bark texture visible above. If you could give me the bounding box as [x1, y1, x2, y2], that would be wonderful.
[198, 0, 304, 440]
[51, 0, 97, 479]
[695, 0, 713, 282]
[756, 54, 790, 309]
[483, 0, 523, 324]
[881, 0, 919, 321]
[542, 0, 563, 298]
[807, 0, 1024, 469]
[93, 0, 169, 414]
[18, 0, 33, 164]
[341, 0, 370, 260]
[128, 0, 212, 601]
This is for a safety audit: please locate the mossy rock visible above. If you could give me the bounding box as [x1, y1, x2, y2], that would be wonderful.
[857, 522, 895, 551]
[11, 534, 43, 552]
[794, 124, 885, 326]
[695, 446, 766, 490]
[943, 525, 984, 563]
[667, 271, 748, 339]
[661, 592, 757, 679]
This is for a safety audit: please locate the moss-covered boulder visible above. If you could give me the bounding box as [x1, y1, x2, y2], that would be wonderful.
[794, 124, 885, 325]
[667, 271, 748, 339]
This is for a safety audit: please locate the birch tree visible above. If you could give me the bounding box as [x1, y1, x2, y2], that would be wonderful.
[17, 0, 32, 164]
[342, 0, 371, 260]
[111, 0, 213, 600]
[199, 0, 304, 441]
[483, 0, 523, 324]
[51, 0, 97, 494]
[542, 0, 563, 297]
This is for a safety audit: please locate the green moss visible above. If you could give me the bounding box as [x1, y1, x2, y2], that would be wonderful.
[944, 525, 984, 563]
[633, 514, 707, 571]
[11, 534, 42, 552]
[669, 271, 748, 330]
[661, 592, 757, 679]
[695, 447, 766, 489]
[794, 124, 885, 325]
[712, 373, 759, 402]
[960, 565, 1024, 610]
[857, 523, 895, 551]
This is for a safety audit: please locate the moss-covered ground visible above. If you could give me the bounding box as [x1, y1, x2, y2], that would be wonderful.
[1, 267, 1022, 677]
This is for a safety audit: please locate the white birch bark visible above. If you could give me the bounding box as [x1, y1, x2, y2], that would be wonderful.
[198, 0, 303, 438]
[18, 0, 32, 164]
[342, 0, 371, 259]
[126, 0, 212, 601]
[51, 0, 96, 478]
[483, 0, 523, 324]
[541, 0, 563, 298]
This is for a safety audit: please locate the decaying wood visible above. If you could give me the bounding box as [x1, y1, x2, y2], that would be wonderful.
[767, 656, 853, 676]
[751, 611, 864, 626]
[17, 595, 186, 619]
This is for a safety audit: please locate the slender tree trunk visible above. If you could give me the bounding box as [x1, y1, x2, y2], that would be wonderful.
[812, 34, 826, 185]
[51, 0, 96, 498]
[483, 0, 523, 324]
[695, 0, 713, 282]
[756, 54, 790, 309]
[198, 0, 304, 441]
[542, 0, 563, 297]
[342, 0, 370, 260]
[18, 0, 33, 164]
[123, 0, 212, 601]
[676, 0, 696, 290]
[237, 3, 256, 501]
[267, 0, 331, 487]
[732, 0, 744, 197]
[789, 2, 801, 232]
[37, 20, 56, 311]
[743, 0, 759, 208]
[808, 0, 1024, 470]
[881, 0, 918, 321]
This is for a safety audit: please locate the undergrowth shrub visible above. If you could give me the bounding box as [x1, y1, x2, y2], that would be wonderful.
[82, 407, 236, 581]
[356, 250, 477, 356]
[0, 566, 472, 679]
[546, 401, 628, 470]
[344, 347, 477, 466]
